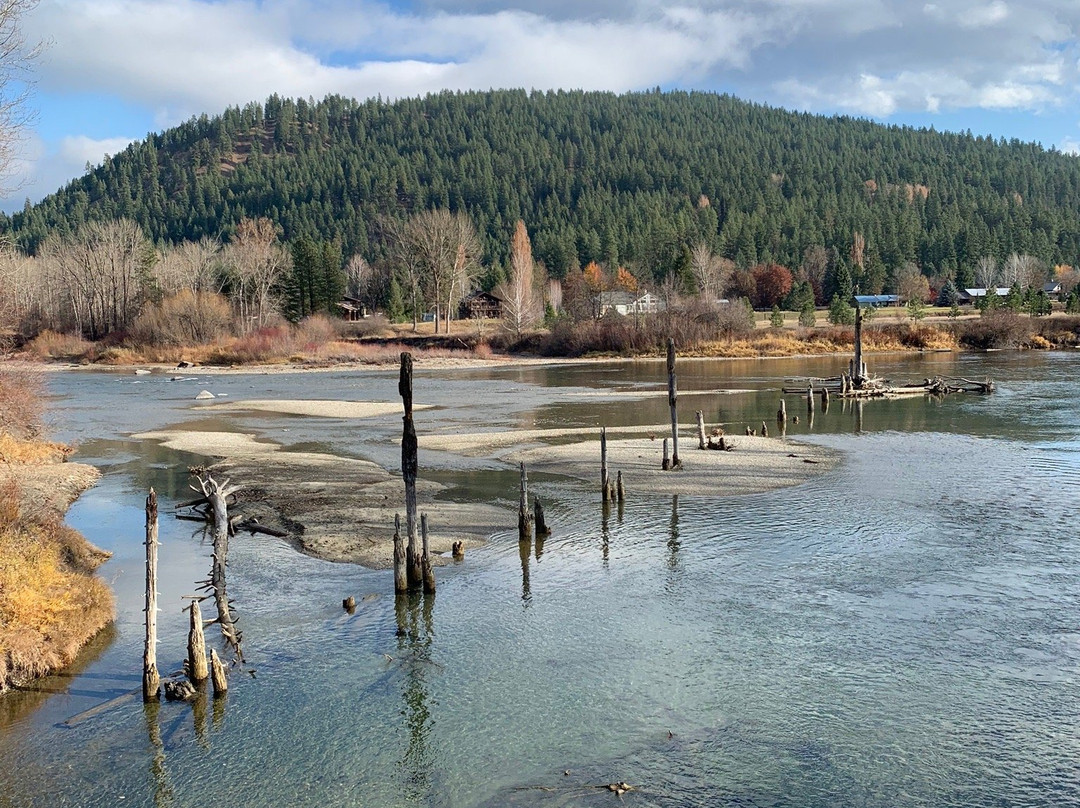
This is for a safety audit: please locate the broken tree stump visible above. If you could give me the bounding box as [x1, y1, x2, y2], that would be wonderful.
[210, 649, 228, 696]
[666, 338, 681, 469]
[761, 421, 768, 438]
[400, 352, 422, 589]
[186, 599, 208, 683]
[600, 426, 610, 499]
[696, 411, 706, 449]
[420, 513, 436, 595]
[662, 437, 671, 470]
[807, 385, 815, 414]
[534, 497, 550, 536]
[143, 488, 160, 702]
[452, 541, 465, 560]
[616, 470, 625, 503]
[777, 398, 786, 424]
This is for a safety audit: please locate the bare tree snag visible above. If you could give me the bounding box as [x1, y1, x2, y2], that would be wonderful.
[198, 473, 243, 659]
[186, 599, 208, 683]
[420, 513, 436, 594]
[534, 497, 550, 536]
[667, 338, 681, 469]
[616, 470, 625, 503]
[143, 488, 160, 702]
[518, 462, 533, 541]
[807, 385, 815, 414]
[399, 352, 421, 589]
[600, 427, 609, 498]
[696, 411, 706, 449]
[393, 512, 407, 593]
[210, 649, 228, 696]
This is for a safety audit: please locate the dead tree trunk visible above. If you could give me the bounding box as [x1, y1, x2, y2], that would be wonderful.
[600, 426, 609, 499]
[777, 399, 786, 424]
[616, 470, 625, 503]
[186, 599, 208, 683]
[420, 513, 436, 594]
[400, 352, 422, 589]
[393, 513, 407, 593]
[199, 473, 243, 659]
[143, 488, 160, 702]
[696, 411, 706, 449]
[807, 385, 815, 414]
[662, 437, 671, 470]
[667, 338, 680, 469]
[518, 462, 532, 541]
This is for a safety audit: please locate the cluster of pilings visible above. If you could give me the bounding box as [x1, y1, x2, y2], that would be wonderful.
[142, 486, 232, 704]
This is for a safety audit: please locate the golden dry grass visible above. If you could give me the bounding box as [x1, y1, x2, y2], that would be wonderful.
[0, 372, 113, 692]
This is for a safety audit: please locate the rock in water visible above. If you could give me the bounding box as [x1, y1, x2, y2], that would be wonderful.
[195, 390, 215, 401]
[163, 679, 197, 701]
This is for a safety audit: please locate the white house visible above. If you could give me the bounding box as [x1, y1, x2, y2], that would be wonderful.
[595, 290, 665, 316]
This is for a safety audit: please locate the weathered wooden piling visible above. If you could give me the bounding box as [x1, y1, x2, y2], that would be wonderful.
[210, 649, 228, 696]
[600, 426, 610, 499]
[616, 470, 625, 503]
[420, 513, 436, 594]
[534, 497, 550, 536]
[143, 488, 160, 702]
[199, 473, 243, 658]
[777, 399, 786, 424]
[807, 384, 815, 414]
[666, 338, 681, 469]
[518, 462, 532, 541]
[853, 304, 864, 387]
[662, 437, 670, 470]
[400, 352, 422, 589]
[761, 421, 768, 438]
[186, 599, 208, 683]
[821, 387, 830, 406]
[696, 411, 707, 449]
[393, 513, 407, 592]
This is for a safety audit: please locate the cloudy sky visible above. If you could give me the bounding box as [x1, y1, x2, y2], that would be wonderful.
[4, 0, 1080, 211]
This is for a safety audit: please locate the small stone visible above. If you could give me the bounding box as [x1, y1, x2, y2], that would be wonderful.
[195, 390, 215, 400]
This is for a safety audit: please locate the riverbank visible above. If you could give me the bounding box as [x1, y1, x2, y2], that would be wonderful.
[0, 372, 113, 693]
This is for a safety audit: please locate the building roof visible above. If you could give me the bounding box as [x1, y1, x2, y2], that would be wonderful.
[962, 288, 1010, 297]
[853, 294, 899, 306]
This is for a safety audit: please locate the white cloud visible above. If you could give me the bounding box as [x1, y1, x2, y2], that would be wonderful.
[1060, 136, 1080, 155]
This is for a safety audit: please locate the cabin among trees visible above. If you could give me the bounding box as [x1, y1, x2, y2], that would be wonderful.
[958, 288, 1010, 305]
[335, 295, 368, 321]
[460, 290, 504, 319]
[596, 290, 664, 316]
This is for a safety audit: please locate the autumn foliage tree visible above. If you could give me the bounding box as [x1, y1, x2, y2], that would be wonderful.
[751, 263, 794, 309]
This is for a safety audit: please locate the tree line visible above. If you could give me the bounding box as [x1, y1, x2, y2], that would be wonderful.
[5, 88, 1080, 300]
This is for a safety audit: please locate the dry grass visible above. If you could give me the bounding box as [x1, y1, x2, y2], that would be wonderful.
[0, 372, 113, 692]
[25, 330, 97, 362]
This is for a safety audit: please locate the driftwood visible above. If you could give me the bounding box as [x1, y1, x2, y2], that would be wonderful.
[210, 649, 228, 696]
[197, 473, 244, 660]
[143, 489, 160, 702]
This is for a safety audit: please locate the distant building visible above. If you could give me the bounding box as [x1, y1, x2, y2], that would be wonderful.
[336, 295, 368, 321]
[852, 294, 899, 308]
[595, 290, 665, 316]
[460, 290, 504, 319]
[1043, 282, 1063, 300]
[958, 288, 1010, 305]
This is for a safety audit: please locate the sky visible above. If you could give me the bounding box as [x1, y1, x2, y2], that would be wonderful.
[3, 0, 1080, 212]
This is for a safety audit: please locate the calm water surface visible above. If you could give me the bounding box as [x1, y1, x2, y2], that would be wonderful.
[2, 352, 1079, 807]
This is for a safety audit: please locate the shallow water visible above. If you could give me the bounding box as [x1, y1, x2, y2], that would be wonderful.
[3, 353, 1080, 807]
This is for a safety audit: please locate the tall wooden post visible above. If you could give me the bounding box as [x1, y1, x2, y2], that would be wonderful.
[696, 411, 706, 449]
[807, 384, 815, 414]
[187, 599, 208, 683]
[518, 462, 532, 541]
[777, 398, 786, 425]
[616, 470, 625, 503]
[662, 437, 670, 470]
[853, 303, 864, 388]
[400, 352, 421, 589]
[420, 513, 436, 594]
[143, 488, 160, 702]
[600, 427, 609, 498]
[534, 497, 550, 536]
[666, 338, 680, 469]
[393, 513, 407, 593]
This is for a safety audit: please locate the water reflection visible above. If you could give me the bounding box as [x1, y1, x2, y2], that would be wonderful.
[667, 495, 680, 571]
[395, 593, 437, 805]
[519, 537, 532, 605]
[142, 700, 174, 808]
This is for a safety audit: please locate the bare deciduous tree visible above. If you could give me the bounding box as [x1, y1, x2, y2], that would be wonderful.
[689, 242, 733, 303]
[155, 237, 223, 296]
[1001, 253, 1044, 290]
[222, 217, 289, 331]
[389, 209, 482, 333]
[0, 0, 42, 192]
[974, 256, 999, 290]
[894, 261, 930, 303]
[496, 220, 541, 336]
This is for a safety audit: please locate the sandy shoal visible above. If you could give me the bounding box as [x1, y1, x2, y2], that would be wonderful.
[201, 399, 432, 419]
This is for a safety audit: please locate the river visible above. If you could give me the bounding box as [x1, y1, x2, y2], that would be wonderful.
[1, 352, 1079, 807]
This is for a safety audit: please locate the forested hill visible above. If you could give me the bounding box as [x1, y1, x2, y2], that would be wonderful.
[6, 89, 1080, 287]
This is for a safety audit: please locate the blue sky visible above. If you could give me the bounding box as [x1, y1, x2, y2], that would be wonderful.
[5, 0, 1080, 212]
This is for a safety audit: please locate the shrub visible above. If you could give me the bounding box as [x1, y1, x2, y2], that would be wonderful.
[25, 331, 96, 361]
[130, 290, 233, 347]
[958, 309, 1032, 349]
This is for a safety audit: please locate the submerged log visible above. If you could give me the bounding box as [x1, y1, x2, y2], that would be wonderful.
[143, 488, 160, 702]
